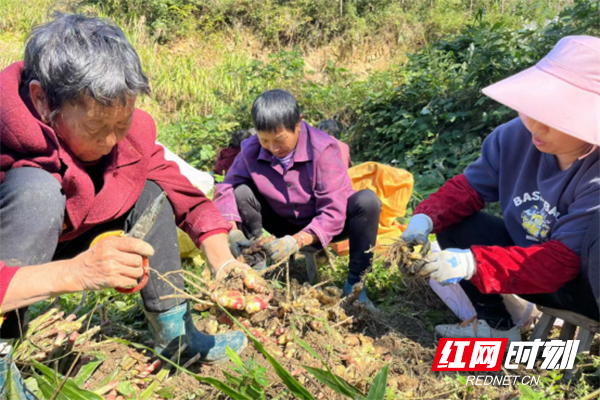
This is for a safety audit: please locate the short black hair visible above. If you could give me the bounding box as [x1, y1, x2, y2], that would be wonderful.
[317, 119, 341, 139]
[251, 89, 301, 133]
[229, 129, 254, 147]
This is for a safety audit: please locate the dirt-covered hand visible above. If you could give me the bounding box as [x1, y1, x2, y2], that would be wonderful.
[401, 214, 433, 244]
[214, 260, 267, 293]
[418, 248, 476, 285]
[73, 236, 154, 291]
[262, 235, 299, 263]
[228, 229, 251, 257]
[212, 260, 269, 311]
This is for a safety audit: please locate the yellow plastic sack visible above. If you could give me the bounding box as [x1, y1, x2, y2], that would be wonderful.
[178, 228, 206, 267]
[331, 162, 413, 255]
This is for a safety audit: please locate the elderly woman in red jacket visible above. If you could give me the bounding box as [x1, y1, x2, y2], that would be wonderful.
[0, 13, 248, 363]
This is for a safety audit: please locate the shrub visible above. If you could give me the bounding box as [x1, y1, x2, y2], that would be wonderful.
[84, 0, 564, 45]
[349, 0, 599, 193]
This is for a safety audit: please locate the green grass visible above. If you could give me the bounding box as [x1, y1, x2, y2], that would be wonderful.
[1, 0, 566, 124]
[0, 0, 569, 174]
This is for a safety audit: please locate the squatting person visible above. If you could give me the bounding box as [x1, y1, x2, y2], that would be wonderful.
[402, 36, 600, 340]
[213, 90, 382, 305]
[212, 129, 255, 177]
[0, 13, 252, 363]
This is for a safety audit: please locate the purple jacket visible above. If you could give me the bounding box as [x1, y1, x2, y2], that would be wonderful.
[213, 122, 355, 245]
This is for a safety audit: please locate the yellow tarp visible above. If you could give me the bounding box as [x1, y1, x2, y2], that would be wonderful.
[331, 162, 413, 255]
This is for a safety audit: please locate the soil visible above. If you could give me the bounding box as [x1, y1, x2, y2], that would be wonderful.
[17, 253, 600, 400]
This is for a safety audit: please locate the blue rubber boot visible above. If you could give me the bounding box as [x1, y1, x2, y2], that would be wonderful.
[343, 281, 376, 310]
[144, 303, 247, 363]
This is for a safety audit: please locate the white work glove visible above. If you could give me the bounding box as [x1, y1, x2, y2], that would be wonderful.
[402, 214, 433, 244]
[228, 229, 251, 258]
[418, 248, 476, 285]
[263, 235, 299, 264]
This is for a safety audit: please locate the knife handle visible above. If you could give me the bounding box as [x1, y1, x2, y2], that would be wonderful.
[115, 257, 149, 294]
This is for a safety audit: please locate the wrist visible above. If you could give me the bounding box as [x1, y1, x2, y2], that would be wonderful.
[201, 233, 236, 273]
[216, 258, 238, 275]
[54, 260, 84, 294]
[466, 250, 477, 279]
[293, 232, 304, 248]
[211, 255, 235, 274]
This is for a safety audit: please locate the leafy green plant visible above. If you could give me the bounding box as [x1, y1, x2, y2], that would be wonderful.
[30, 360, 103, 400]
[72, 354, 106, 387]
[214, 173, 225, 183]
[517, 384, 546, 400]
[223, 347, 269, 399]
[84, 0, 568, 47]
[220, 307, 391, 400]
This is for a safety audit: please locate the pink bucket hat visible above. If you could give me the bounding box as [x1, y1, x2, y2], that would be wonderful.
[482, 35, 600, 146]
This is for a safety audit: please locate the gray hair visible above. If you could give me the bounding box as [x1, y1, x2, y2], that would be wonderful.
[22, 12, 150, 118]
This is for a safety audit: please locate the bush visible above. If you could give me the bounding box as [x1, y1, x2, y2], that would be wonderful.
[349, 0, 599, 193]
[156, 47, 370, 170]
[84, 0, 199, 42]
[85, 0, 563, 45]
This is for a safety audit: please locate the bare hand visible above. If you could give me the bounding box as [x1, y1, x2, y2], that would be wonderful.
[212, 259, 270, 312]
[214, 260, 267, 293]
[73, 236, 154, 291]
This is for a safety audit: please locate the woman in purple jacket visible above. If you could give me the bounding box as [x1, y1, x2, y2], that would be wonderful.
[213, 90, 382, 305]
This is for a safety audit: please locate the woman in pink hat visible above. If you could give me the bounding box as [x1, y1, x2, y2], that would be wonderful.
[401, 36, 600, 340]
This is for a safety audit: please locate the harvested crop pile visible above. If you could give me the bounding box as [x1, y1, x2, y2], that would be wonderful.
[195, 279, 376, 376]
[209, 263, 272, 314]
[14, 244, 581, 400]
[14, 259, 445, 399]
[374, 237, 431, 274]
[12, 308, 99, 365]
[180, 264, 448, 397]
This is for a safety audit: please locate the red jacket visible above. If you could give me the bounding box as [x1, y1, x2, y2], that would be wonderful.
[0, 264, 19, 306]
[213, 147, 241, 176]
[415, 174, 581, 295]
[0, 62, 229, 281]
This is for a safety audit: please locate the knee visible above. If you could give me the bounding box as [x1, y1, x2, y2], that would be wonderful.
[582, 209, 599, 259]
[2, 168, 65, 224]
[233, 184, 254, 204]
[351, 189, 381, 217]
[144, 180, 175, 220]
[144, 180, 164, 198]
[582, 209, 599, 279]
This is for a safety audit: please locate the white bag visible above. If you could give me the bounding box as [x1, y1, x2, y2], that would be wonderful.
[428, 241, 543, 328]
[156, 142, 215, 195]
